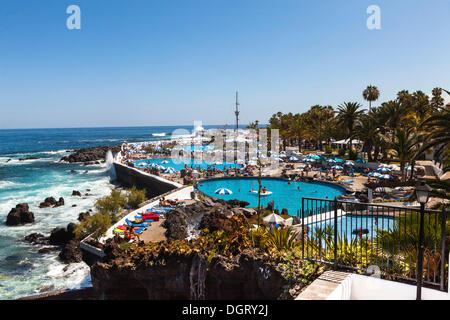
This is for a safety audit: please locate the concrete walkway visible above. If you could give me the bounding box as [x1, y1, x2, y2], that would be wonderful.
[295, 271, 351, 300]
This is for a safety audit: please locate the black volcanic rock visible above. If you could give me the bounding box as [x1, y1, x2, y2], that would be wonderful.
[59, 240, 83, 263]
[39, 197, 64, 208]
[72, 190, 82, 197]
[60, 146, 120, 163]
[24, 233, 48, 245]
[18, 157, 39, 161]
[6, 203, 35, 226]
[226, 199, 250, 208]
[49, 223, 76, 245]
[78, 212, 90, 222]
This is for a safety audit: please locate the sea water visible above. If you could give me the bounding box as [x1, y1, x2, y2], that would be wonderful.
[0, 125, 224, 300]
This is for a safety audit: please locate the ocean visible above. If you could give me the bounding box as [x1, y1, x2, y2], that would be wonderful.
[0, 125, 230, 300]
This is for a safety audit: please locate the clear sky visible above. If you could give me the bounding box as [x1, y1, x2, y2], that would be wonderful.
[0, 0, 449, 129]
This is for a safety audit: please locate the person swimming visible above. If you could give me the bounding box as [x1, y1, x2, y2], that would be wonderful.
[297, 187, 302, 191]
[250, 188, 255, 192]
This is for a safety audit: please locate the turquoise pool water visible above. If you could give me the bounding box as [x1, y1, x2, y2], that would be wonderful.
[306, 215, 396, 240]
[133, 158, 242, 171]
[197, 178, 346, 216]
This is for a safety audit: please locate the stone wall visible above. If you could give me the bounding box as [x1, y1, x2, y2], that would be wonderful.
[113, 162, 182, 198]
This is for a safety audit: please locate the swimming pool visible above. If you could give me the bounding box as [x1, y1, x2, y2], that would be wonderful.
[133, 158, 242, 171]
[306, 215, 396, 240]
[197, 177, 346, 216]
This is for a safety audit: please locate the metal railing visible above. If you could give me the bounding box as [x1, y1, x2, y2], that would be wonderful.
[300, 197, 448, 291]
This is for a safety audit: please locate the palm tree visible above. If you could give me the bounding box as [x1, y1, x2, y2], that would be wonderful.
[351, 114, 380, 162]
[363, 85, 380, 112]
[336, 102, 364, 151]
[383, 128, 418, 181]
[421, 108, 450, 171]
[289, 113, 308, 152]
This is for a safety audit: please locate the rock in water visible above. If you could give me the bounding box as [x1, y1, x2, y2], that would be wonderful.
[39, 197, 65, 208]
[49, 223, 76, 245]
[78, 212, 90, 221]
[72, 190, 82, 197]
[5, 203, 35, 226]
[60, 146, 121, 163]
[59, 240, 83, 263]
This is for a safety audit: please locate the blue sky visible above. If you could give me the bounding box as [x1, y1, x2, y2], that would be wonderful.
[0, 0, 449, 129]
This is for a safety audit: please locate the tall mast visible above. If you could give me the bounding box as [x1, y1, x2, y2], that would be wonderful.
[235, 91, 240, 132]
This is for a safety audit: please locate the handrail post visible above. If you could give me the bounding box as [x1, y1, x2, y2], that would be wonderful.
[334, 197, 338, 270]
[302, 197, 305, 260]
[440, 209, 447, 292]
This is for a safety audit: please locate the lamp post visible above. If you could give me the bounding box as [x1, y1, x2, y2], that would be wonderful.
[415, 181, 432, 300]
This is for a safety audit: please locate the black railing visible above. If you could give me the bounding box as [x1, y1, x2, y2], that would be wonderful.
[300, 197, 448, 291]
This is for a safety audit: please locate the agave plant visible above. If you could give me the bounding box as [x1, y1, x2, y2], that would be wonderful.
[266, 226, 299, 252]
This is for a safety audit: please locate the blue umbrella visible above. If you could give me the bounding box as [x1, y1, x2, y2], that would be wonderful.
[377, 167, 391, 173]
[356, 158, 367, 163]
[368, 172, 381, 177]
[215, 188, 233, 195]
[304, 158, 315, 162]
[289, 156, 299, 161]
[345, 161, 355, 166]
[327, 159, 337, 164]
[165, 167, 178, 173]
[156, 165, 166, 170]
[331, 165, 343, 170]
[405, 166, 417, 171]
[379, 174, 392, 180]
[334, 158, 345, 163]
[161, 160, 169, 164]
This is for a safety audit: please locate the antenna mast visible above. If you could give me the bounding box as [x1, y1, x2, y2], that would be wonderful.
[235, 91, 240, 132]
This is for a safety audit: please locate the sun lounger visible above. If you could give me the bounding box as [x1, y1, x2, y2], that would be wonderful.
[126, 218, 150, 228]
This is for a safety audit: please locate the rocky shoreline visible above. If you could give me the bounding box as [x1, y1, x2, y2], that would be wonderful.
[60, 145, 121, 164]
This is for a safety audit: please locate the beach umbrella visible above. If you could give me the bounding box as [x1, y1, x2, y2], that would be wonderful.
[280, 151, 287, 154]
[311, 155, 320, 160]
[379, 174, 392, 180]
[263, 212, 285, 225]
[149, 163, 157, 168]
[165, 167, 178, 173]
[331, 165, 343, 170]
[304, 158, 315, 162]
[156, 165, 166, 170]
[356, 158, 367, 163]
[327, 159, 337, 164]
[214, 188, 233, 195]
[345, 161, 355, 166]
[289, 156, 299, 161]
[307, 153, 317, 157]
[279, 154, 287, 158]
[368, 172, 381, 177]
[161, 160, 169, 164]
[405, 166, 417, 171]
[377, 167, 391, 173]
[334, 158, 345, 163]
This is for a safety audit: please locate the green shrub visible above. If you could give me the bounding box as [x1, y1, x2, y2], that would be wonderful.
[266, 226, 299, 252]
[324, 145, 333, 154]
[126, 186, 147, 209]
[95, 189, 127, 223]
[74, 213, 111, 241]
[338, 148, 346, 156]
